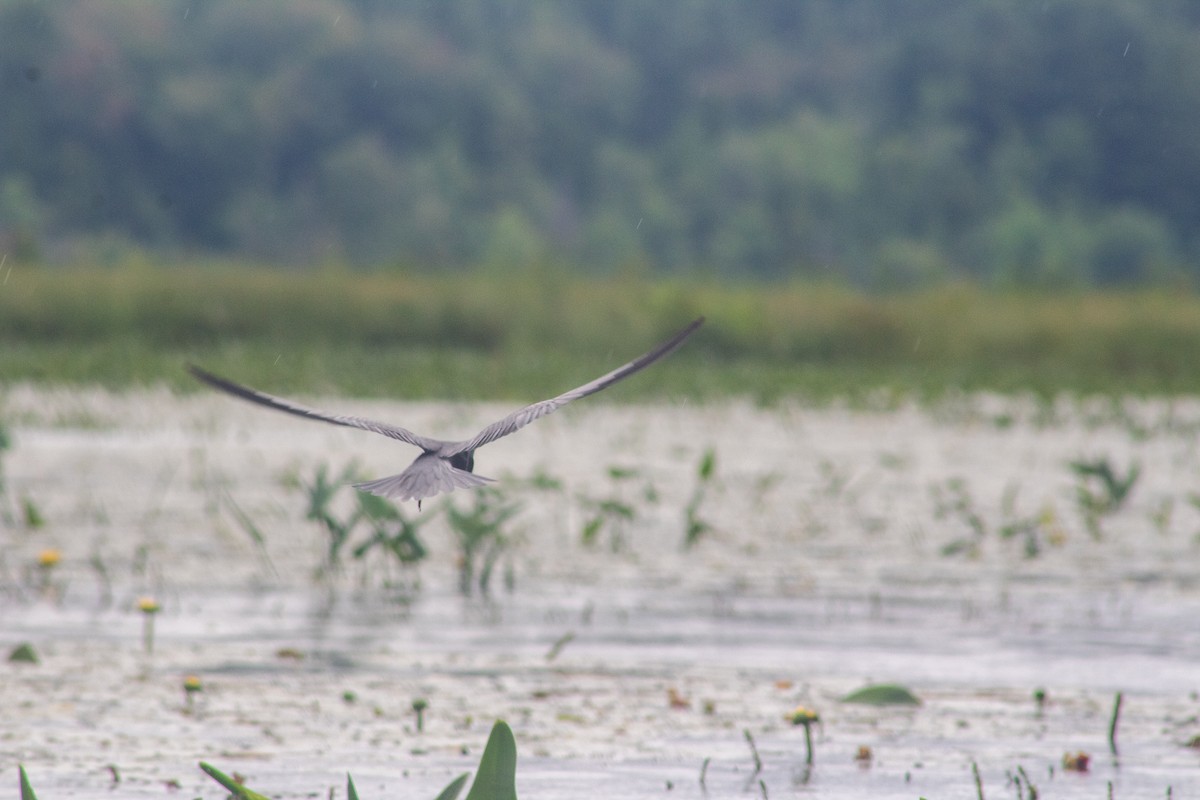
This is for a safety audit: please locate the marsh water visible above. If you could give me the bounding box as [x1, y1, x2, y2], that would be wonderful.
[3, 386, 1199, 797]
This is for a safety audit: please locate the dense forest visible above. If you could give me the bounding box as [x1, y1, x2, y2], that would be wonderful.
[2, 0, 1199, 286]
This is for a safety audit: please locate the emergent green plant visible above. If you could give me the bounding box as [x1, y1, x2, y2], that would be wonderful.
[1070, 457, 1140, 514]
[302, 462, 362, 571]
[297, 462, 435, 579]
[579, 465, 657, 551]
[0, 421, 13, 526]
[931, 478, 987, 556]
[444, 487, 521, 596]
[351, 492, 431, 568]
[683, 447, 717, 548]
[1070, 456, 1140, 538]
[196, 718, 518, 800]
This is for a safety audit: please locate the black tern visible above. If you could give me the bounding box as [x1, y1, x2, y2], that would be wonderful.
[189, 317, 704, 507]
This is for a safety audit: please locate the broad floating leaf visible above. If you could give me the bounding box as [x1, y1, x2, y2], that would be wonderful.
[840, 683, 921, 706]
[8, 643, 38, 664]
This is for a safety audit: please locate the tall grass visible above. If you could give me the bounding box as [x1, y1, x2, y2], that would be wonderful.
[4, 262, 1200, 399]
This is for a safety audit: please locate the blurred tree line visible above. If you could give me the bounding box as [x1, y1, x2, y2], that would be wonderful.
[1, 0, 1198, 287]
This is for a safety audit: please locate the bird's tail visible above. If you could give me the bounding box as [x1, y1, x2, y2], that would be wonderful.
[353, 455, 493, 506]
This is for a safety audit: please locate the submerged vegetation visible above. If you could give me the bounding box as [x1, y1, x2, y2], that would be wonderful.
[6, 264, 1200, 401]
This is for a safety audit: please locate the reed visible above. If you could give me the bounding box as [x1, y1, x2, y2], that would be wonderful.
[6, 263, 1200, 400]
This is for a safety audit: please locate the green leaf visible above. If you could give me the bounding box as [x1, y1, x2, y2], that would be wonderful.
[347, 773, 360, 800]
[434, 773, 470, 800]
[8, 642, 39, 664]
[597, 499, 634, 520]
[198, 763, 273, 800]
[356, 491, 401, 522]
[464, 721, 518, 800]
[21, 497, 44, 529]
[840, 683, 921, 706]
[19, 765, 38, 800]
[581, 516, 602, 544]
[698, 448, 716, 481]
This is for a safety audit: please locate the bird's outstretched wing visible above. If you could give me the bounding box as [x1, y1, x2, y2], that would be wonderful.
[447, 317, 704, 455]
[187, 364, 444, 452]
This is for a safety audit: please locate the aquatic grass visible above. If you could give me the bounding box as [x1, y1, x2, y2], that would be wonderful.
[351, 492, 432, 575]
[301, 462, 362, 571]
[17, 766, 36, 800]
[682, 447, 717, 548]
[444, 488, 521, 596]
[221, 490, 278, 578]
[199, 763, 274, 800]
[931, 478, 987, 556]
[1011, 764, 1038, 800]
[1109, 691, 1124, 756]
[997, 487, 1060, 559]
[578, 465, 656, 551]
[189, 720, 516, 800]
[1071, 457, 1140, 538]
[0, 419, 9, 520]
[20, 497, 44, 530]
[742, 728, 763, 777]
[11, 264, 1200, 401]
[544, 631, 575, 662]
[295, 461, 435, 581]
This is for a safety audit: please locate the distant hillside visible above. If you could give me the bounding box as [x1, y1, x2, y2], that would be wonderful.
[3, 0, 1199, 286]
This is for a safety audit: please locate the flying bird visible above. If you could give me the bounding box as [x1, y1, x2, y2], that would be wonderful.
[189, 317, 704, 507]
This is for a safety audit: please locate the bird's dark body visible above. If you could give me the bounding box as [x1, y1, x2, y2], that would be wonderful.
[450, 450, 475, 473]
[189, 317, 703, 505]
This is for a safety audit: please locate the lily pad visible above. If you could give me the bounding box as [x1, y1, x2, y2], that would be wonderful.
[8, 643, 38, 664]
[840, 683, 921, 706]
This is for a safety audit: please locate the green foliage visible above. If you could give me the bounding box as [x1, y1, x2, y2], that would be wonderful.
[192, 720, 515, 800]
[1071, 456, 1140, 538]
[682, 448, 717, 548]
[351, 493, 430, 567]
[295, 462, 432, 578]
[578, 465, 655, 551]
[11, 266, 1200, 399]
[840, 684, 922, 706]
[18, 766, 36, 800]
[198, 763, 273, 800]
[4, 2, 1200, 282]
[21, 496, 44, 530]
[931, 478, 987, 557]
[302, 462, 362, 570]
[444, 488, 521, 596]
[434, 774, 470, 800]
[463, 721, 519, 800]
[1070, 457, 1140, 515]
